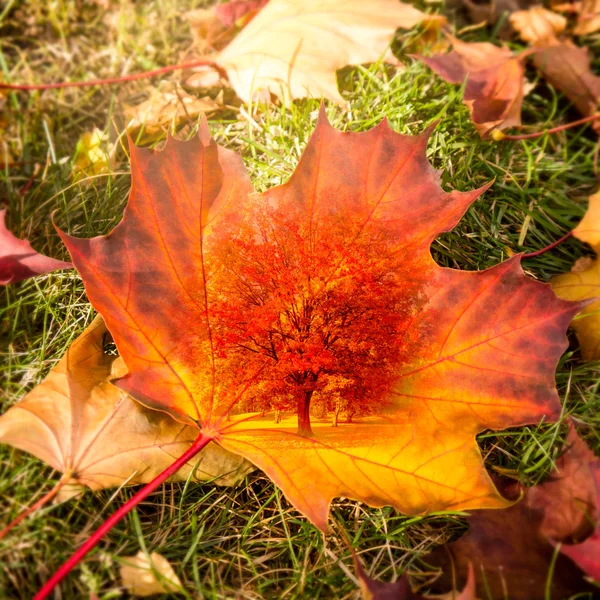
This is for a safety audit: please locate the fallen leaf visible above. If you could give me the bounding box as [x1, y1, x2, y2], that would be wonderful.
[427, 429, 600, 599]
[214, 0, 268, 28]
[552, 191, 600, 360]
[358, 570, 422, 599]
[417, 39, 529, 138]
[509, 6, 567, 45]
[0, 316, 253, 499]
[355, 559, 476, 599]
[552, 257, 600, 360]
[533, 41, 600, 120]
[574, 0, 600, 34]
[59, 109, 579, 532]
[559, 477, 600, 581]
[210, 0, 430, 103]
[573, 190, 600, 249]
[119, 551, 183, 596]
[458, 0, 535, 26]
[72, 128, 112, 182]
[125, 82, 222, 145]
[0, 208, 72, 285]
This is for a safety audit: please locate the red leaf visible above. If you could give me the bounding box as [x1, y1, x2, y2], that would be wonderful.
[0, 208, 72, 284]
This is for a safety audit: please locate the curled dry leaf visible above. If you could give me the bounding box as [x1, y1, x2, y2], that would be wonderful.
[125, 82, 222, 145]
[119, 551, 183, 597]
[427, 429, 600, 599]
[197, 0, 432, 103]
[552, 191, 600, 360]
[0, 316, 252, 501]
[0, 208, 72, 285]
[574, 0, 600, 35]
[417, 39, 529, 138]
[533, 42, 600, 121]
[509, 6, 567, 45]
[59, 108, 579, 531]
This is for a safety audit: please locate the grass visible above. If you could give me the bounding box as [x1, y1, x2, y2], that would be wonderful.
[1, 1, 600, 598]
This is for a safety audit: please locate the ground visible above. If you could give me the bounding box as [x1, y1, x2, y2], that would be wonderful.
[1, 1, 599, 599]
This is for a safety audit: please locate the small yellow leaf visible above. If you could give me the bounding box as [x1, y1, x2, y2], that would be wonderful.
[119, 551, 183, 597]
[72, 128, 111, 182]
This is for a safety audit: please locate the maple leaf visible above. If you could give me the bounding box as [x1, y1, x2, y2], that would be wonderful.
[427, 429, 600, 599]
[0, 208, 72, 285]
[417, 39, 529, 138]
[190, 0, 431, 103]
[509, 6, 567, 45]
[0, 316, 252, 507]
[552, 191, 600, 360]
[533, 42, 600, 122]
[58, 109, 579, 532]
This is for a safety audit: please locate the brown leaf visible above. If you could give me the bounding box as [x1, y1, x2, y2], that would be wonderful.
[459, 0, 535, 26]
[559, 471, 600, 582]
[119, 551, 183, 596]
[355, 561, 477, 599]
[427, 429, 599, 599]
[125, 82, 222, 145]
[0, 208, 72, 285]
[533, 42, 600, 120]
[213, 0, 430, 103]
[417, 39, 529, 138]
[509, 6, 567, 45]
[0, 316, 253, 495]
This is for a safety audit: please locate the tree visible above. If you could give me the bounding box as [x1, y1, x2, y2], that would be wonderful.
[210, 196, 427, 437]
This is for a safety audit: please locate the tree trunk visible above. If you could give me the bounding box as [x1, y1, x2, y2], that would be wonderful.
[274, 409, 282, 424]
[297, 390, 314, 437]
[333, 407, 339, 427]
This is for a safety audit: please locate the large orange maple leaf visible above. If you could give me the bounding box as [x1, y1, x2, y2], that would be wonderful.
[59, 110, 578, 532]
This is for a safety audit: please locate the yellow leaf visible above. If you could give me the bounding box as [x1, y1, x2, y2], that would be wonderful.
[119, 551, 183, 597]
[214, 0, 429, 103]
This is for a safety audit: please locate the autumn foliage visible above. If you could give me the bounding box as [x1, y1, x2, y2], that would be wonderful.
[3, 1, 600, 597]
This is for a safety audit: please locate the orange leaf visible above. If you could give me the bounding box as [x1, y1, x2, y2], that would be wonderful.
[60, 110, 580, 531]
[0, 316, 252, 500]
